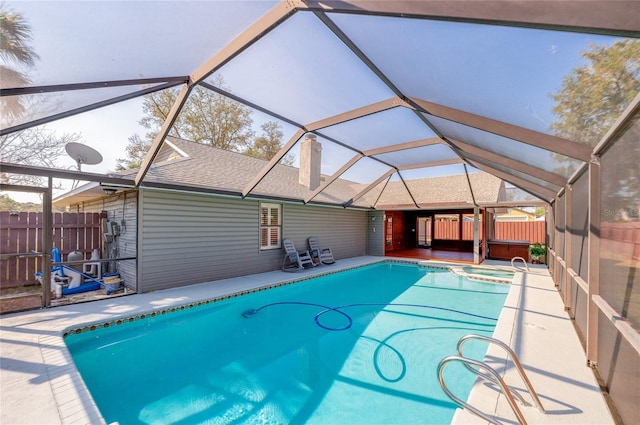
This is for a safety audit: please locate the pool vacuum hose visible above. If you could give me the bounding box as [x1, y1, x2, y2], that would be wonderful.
[241, 302, 496, 331]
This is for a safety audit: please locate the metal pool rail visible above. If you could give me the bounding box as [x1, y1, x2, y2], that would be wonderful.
[438, 334, 545, 425]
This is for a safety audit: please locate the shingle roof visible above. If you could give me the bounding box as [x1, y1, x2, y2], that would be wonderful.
[139, 136, 504, 208]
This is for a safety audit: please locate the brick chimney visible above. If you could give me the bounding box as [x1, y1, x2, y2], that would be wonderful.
[299, 133, 322, 190]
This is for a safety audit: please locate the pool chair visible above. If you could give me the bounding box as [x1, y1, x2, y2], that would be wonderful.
[308, 236, 336, 265]
[282, 239, 316, 272]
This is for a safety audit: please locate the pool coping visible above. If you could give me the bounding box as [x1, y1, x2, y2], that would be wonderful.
[1, 256, 614, 425]
[57, 259, 514, 341]
[451, 262, 615, 425]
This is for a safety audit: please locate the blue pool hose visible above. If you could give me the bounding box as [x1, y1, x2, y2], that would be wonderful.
[242, 301, 497, 331]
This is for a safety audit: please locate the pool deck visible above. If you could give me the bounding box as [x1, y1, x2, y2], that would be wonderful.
[0, 256, 615, 424]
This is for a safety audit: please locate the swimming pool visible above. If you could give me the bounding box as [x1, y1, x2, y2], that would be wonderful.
[65, 262, 510, 424]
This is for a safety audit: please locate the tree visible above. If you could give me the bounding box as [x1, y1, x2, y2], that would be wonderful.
[534, 207, 546, 218]
[244, 121, 286, 161]
[551, 39, 640, 219]
[137, 77, 253, 151]
[182, 84, 254, 151]
[1, 126, 80, 171]
[550, 39, 640, 146]
[115, 134, 150, 170]
[0, 2, 39, 118]
[138, 88, 185, 140]
[121, 77, 293, 169]
[0, 193, 41, 212]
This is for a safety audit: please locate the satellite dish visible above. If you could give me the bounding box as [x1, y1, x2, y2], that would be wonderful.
[65, 142, 103, 171]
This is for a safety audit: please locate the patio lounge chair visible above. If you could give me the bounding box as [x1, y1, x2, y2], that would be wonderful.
[282, 239, 316, 272]
[308, 236, 336, 265]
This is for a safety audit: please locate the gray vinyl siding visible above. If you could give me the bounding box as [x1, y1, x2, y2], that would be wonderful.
[282, 204, 367, 259]
[115, 191, 138, 289]
[138, 189, 369, 293]
[367, 210, 385, 256]
[75, 190, 138, 291]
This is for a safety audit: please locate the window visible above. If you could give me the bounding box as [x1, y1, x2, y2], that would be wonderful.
[260, 203, 282, 250]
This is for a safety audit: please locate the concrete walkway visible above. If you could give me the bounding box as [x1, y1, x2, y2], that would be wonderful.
[453, 260, 615, 425]
[0, 257, 614, 424]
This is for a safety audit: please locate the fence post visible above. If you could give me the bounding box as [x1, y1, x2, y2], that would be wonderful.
[42, 178, 52, 307]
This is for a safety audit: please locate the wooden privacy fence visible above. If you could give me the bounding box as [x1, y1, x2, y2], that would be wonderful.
[433, 221, 476, 240]
[433, 221, 462, 240]
[0, 212, 103, 288]
[495, 221, 545, 244]
[434, 221, 546, 244]
[601, 221, 640, 260]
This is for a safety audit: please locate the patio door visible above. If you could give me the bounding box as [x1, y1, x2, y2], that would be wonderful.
[417, 216, 432, 248]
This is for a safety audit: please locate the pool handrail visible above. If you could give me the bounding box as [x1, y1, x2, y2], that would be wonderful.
[457, 334, 545, 413]
[511, 256, 529, 271]
[511, 257, 529, 271]
[437, 355, 528, 425]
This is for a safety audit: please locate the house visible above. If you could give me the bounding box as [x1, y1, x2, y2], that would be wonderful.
[54, 135, 507, 293]
[495, 208, 538, 222]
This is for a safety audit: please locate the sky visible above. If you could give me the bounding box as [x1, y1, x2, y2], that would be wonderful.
[2, 1, 626, 202]
[5, 0, 277, 169]
[3, 1, 278, 201]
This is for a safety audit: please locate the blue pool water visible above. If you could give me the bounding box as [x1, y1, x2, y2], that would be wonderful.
[65, 262, 509, 424]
